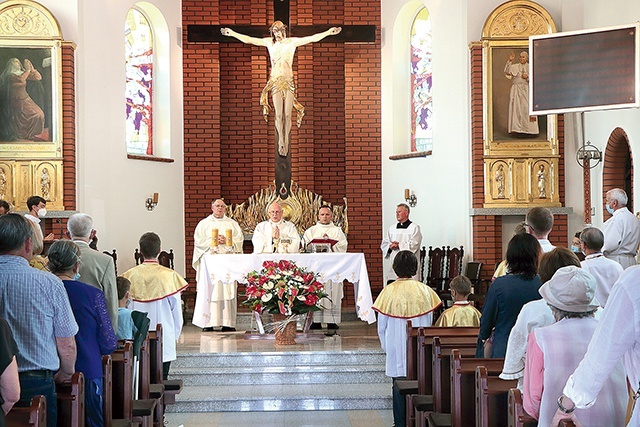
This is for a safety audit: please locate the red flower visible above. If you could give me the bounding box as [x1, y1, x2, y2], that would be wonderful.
[278, 301, 286, 315]
[304, 294, 319, 306]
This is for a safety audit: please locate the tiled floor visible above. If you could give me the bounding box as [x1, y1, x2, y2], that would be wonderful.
[165, 317, 393, 427]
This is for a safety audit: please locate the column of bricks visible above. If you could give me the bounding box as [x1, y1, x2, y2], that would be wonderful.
[62, 42, 76, 212]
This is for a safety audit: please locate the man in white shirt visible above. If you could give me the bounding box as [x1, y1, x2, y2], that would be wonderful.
[579, 226, 623, 307]
[303, 206, 348, 330]
[24, 195, 54, 241]
[602, 188, 640, 269]
[380, 203, 422, 283]
[252, 202, 300, 254]
[192, 199, 244, 332]
[526, 206, 555, 253]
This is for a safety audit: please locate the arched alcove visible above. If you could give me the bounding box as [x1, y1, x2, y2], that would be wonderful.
[603, 127, 633, 217]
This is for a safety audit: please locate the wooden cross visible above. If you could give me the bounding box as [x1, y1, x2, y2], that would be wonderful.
[187, 0, 375, 199]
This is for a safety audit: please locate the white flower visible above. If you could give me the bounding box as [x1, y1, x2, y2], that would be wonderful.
[261, 293, 273, 302]
[296, 296, 306, 301]
[263, 281, 275, 290]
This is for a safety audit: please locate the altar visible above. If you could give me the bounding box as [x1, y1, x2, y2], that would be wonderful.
[192, 252, 376, 326]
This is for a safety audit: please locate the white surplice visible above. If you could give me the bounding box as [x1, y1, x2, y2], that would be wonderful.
[252, 220, 300, 254]
[602, 208, 640, 269]
[580, 253, 623, 307]
[380, 222, 422, 283]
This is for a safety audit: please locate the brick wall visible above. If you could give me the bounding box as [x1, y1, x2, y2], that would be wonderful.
[470, 44, 568, 281]
[182, 0, 382, 310]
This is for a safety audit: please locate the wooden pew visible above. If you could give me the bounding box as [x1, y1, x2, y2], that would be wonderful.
[132, 334, 157, 427]
[149, 324, 183, 405]
[394, 323, 424, 427]
[6, 395, 46, 427]
[56, 371, 85, 427]
[507, 388, 537, 427]
[145, 325, 166, 426]
[104, 353, 140, 427]
[406, 327, 479, 427]
[475, 366, 517, 427]
[414, 337, 477, 427]
[427, 350, 504, 427]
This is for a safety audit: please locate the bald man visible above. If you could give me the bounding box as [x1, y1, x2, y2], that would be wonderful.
[252, 202, 300, 254]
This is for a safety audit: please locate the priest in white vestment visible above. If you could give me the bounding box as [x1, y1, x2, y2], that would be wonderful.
[192, 199, 244, 331]
[252, 202, 300, 254]
[602, 188, 640, 269]
[380, 203, 422, 284]
[123, 232, 188, 379]
[302, 206, 348, 329]
[578, 226, 623, 307]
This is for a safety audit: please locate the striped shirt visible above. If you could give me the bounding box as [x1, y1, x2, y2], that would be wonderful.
[0, 255, 78, 372]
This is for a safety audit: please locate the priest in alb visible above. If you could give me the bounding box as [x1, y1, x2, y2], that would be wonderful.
[192, 198, 244, 331]
[380, 203, 422, 284]
[252, 202, 300, 253]
[302, 205, 348, 329]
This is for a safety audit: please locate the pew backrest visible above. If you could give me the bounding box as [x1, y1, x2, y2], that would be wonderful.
[451, 350, 504, 427]
[102, 355, 113, 426]
[6, 395, 46, 427]
[475, 366, 516, 427]
[112, 341, 134, 420]
[56, 371, 85, 427]
[431, 337, 477, 412]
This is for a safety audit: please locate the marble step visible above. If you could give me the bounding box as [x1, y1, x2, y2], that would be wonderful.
[172, 349, 386, 369]
[172, 364, 389, 386]
[165, 383, 393, 413]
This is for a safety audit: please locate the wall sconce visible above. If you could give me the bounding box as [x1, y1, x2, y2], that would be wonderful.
[404, 188, 417, 207]
[145, 193, 159, 211]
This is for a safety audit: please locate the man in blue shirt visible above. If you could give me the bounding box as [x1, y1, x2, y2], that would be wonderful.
[0, 213, 78, 426]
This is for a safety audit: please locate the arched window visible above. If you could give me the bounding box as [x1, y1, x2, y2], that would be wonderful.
[410, 8, 432, 153]
[125, 7, 154, 155]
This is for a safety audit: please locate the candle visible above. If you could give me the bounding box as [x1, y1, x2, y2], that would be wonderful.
[404, 188, 410, 199]
[225, 229, 233, 246]
[211, 229, 219, 247]
[153, 192, 159, 204]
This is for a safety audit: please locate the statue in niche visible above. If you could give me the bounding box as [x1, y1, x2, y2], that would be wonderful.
[220, 22, 341, 156]
[495, 164, 505, 199]
[537, 164, 547, 199]
[40, 167, 50, 200]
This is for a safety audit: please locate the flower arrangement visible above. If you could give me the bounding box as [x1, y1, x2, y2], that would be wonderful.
[244, 260, 328, 315]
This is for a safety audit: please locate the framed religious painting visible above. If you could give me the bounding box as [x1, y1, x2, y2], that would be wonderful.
[483, 39, 557, 157]
[0, 40, 62, 158]
[0, 0, 63, 159]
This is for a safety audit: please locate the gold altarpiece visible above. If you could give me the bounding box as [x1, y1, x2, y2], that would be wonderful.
[0, 1, 65, 211]
[481, 1, 560, 208]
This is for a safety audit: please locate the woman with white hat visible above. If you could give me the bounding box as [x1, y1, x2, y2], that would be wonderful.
[523, 266, 627, 426]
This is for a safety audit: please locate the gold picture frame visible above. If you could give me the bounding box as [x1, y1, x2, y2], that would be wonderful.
[0, 0, 63, 159]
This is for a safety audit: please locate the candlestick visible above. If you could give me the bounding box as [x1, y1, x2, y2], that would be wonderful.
[152, 192, 159, 204]
[404, 188, 410, 199]
[211, 229, 219, 247]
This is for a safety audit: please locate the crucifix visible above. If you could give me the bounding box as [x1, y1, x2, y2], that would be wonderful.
[187, 0, 375, 199]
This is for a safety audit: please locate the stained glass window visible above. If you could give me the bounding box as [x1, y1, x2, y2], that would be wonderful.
[410, 8, 432, 153]
[125, 8, 153, 155]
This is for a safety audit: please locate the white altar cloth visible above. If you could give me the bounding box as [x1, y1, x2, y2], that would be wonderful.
[193, 252, 376, 324]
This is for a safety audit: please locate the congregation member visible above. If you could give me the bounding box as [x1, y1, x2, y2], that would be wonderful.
[551, 265, 640, 426]
[434, 275, 481, 327]
[67, 212, 119, 331]
[123, 232, 187, 380]
[0, 317, 19, 425]
[27, 219, 48, 271]
[116, 276, 136, 341]
[476, 233, 541, 358]
[380, 203, 422, 284]
[0, 213, 78, 426]
[579, 226, 623, 307]
[252, 202, 300, 253]
[372, 250, 441, 427]
[192, 198, 244, 332]
[571, 231, 586, 261]
[303, 205, 348, 330]
[500, 248, 581, 389]
[525, 206, 555, 253]
[48, 240, 117, 427]
[492, 221, 526, 280]
[524, 266, 627, 426]
[602, 188, 640, 269]
[0, 200, 10, 214]
[24, 195, 54, 241]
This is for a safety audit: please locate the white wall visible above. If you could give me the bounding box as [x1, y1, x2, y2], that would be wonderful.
[381, 0, 640, 261]
[25, 0, 186, 275]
